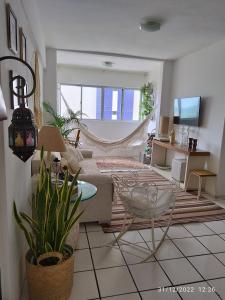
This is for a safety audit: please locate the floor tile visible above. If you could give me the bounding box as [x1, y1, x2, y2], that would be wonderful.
[139, 227, 165, 242]
[181, 281, 220, 300]
[74, 249, 93, 272]
[120, 242, 155, 264]
[79, 223, 86, 233]
[204, 220, 225, 234]
[215, 252, 225, 265]
[115, 231, 144, 244]
[164, 225, 192, 239]
[129, 261, 171, 291]
[85, 222, 103, 232]
[189, 254, 225, 280]
[184, 222, 215, 236]
[91, 246, 126, 269]
[148, 240, 183, 260]
[102, 293, 141, 300]
[141, 289, 181, 300]
[76, 232, 89, 249]
[69, 271, 99, 300]
[159, 258, 202, 285]
[197, 235, 225, 253]
[173, 237, 209, 256]
[208, 278, 225, 299]
[96, 266, 137, 297]
[219, 233, 225, 241]
[88, 231, 115, 248]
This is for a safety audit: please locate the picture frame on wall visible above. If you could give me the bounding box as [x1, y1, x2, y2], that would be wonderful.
[9, 70, 28, 109]
[6, 3, 18, 54]
[19, 27, 27, 61]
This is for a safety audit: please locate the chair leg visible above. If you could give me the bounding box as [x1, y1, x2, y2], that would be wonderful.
[112, 215, 136, 246]
[151, 218, 156, 251]
[197, 176, 202, 201]
[141, 204, 175, 263]
[108, 203, 175, 264]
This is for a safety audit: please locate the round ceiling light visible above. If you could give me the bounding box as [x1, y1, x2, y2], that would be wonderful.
[139, 20, 161, 32]
[103, 61, 114, 67]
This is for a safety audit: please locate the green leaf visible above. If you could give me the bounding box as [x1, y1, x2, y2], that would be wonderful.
[13, 202, 36, 257]
[65, 169, 81, 220]
[58, 210, 84, 252]
[45, 242, 53, 253]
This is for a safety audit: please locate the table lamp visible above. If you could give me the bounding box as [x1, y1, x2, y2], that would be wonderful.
[37, 125, 66, 167]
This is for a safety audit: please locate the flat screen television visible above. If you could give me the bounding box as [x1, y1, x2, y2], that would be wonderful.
[173, 96, 201, 127]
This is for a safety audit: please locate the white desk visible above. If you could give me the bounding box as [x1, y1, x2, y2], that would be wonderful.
[151, 140, 210, 190]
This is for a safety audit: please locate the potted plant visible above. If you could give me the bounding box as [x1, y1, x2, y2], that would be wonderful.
[140, 82, 155, 120]
[43, 101, 83, 140]
[13, 149, 83, 300]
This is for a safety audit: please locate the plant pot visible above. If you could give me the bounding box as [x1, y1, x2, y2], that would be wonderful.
[26, 246, 74, 300]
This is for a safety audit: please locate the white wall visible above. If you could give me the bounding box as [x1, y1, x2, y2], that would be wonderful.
[58, 65, 147, 89]
[44, 48, 57, 120]
[170, 39, 225, 196]
[0, 0, 44, 299]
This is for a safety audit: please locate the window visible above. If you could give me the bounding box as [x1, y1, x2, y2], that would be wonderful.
[60, 84, 141, 121]
[82, 86, 101, 119]
[61, 85, 81, 116]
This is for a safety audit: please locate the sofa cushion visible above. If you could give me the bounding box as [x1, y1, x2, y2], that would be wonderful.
[79, 159, 100, 174]
[80, 149, 93, 159]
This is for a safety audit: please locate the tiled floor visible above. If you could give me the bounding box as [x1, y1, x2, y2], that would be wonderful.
[21, 220, 225, 300]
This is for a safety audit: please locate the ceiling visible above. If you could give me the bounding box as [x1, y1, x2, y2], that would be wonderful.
[57, 50, 162, 73]
[35, 0, 225, 65]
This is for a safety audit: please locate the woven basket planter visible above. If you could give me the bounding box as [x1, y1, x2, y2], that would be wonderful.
[26, 247, 74, 300]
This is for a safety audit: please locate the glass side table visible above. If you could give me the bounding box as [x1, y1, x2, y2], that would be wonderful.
[52, 178, 97, 202]
[76, 180, 97, 202]
[67, 180, 97, 249]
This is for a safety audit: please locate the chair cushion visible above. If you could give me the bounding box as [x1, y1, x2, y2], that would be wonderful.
[120, 188, 175, 219]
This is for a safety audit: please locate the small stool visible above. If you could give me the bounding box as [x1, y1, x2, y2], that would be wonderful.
[186, 169, 216, 200]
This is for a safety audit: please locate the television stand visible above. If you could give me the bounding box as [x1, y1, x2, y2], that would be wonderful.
[151, 140, 210, 190]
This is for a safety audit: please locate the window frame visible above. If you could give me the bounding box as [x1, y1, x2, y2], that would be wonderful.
[60, 83, 141, 122]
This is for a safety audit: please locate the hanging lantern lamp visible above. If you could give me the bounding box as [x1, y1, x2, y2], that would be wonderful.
[0, 56, 37, 162]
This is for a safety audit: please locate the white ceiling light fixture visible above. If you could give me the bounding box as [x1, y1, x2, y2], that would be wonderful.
[103, 61, 114, 67]
[139, 20, 161, 32]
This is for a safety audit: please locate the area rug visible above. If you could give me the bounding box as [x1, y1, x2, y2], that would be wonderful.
[96, 157, 148, 172]
[101, 169, 225, 233]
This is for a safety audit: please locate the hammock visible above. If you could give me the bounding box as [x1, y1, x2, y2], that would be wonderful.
[79, 117, 150, 158]
[60, 89, 151, 158]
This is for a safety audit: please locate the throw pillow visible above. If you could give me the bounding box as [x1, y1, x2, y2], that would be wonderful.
[62, 144, 83, 162]
[67, 157, 80, 174]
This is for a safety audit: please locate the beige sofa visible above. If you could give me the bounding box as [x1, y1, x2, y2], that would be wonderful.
[31, 150, 113, 224]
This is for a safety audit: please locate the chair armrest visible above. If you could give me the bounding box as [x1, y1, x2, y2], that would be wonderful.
[78, 173, 112, 185]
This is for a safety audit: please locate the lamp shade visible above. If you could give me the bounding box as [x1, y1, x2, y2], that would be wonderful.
[37, 125, 66, 152]
[159, 116, 170, 136]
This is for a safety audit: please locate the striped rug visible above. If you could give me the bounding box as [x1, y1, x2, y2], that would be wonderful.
[100, 169, 225, 233]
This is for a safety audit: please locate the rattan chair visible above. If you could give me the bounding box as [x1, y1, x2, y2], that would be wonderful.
[110, 173, 176, 262]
